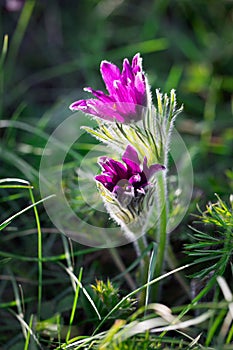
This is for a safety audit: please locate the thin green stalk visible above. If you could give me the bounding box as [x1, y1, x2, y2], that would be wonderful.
[10, 271, 26, 338]
[145, 242, 157, 308]
[59, 262, 101, 321]
[7, 0, 35, 80]
[24, 314, 34, 350]
[152, 170, 168, 300]
[0, 34, 8, 67]
[226, 321, 233, 344]
[0, 193, 55, 230]
[28, 188, 42, 320]
[134, 234, 148, 259]
[135, 235, 150, 306]
[0, 185, 33, 189]
[66, 268, 83, 343]
[62, 235, 76, 291]
[0, 34, 8, 118]
[10, 309, 43, 349]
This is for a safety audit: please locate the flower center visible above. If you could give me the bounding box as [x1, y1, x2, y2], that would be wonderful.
[116, 179, 130, 190]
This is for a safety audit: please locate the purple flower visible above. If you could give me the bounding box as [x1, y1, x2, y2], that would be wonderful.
[95, 145, 165, 207]
[69, 53, 150, 123]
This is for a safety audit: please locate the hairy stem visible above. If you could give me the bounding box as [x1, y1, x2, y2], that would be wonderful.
[152, 170, 168, 300]
[136, 234, 150, 305]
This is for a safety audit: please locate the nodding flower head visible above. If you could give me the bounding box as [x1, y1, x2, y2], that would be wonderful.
[95, 145, 165, 224]
[69, 53, 150, 123]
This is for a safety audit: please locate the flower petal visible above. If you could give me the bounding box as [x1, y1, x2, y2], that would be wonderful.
[69, 99, 88, 111]
[84, 87, 114, 103]
[132, 53, 143, 74]
[143, 157, 165, 178]
[134, 73, 146, 101]
[123, 151, 141, 177]
[128, 173, 141, 184]
[122, 58, 134, 84]
[71, 98, 126, 122]
[102, 159, 128, 179]
[95, 175, 114, 191]
[122, 145, 141, 166]
[113, 80, 138, 105]
[112, 80, 133, 103]
[100, 61, 121, 96]
[70, 53, 150, 123]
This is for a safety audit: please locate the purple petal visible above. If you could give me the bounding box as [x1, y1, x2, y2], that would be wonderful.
[98, 156, 108, 164]
[134, 73, 146, 102]
[112, 80, 131, 102]
[100, 61, 121, 96]
[114, 80, 138, 105]
[104, 159, 128, 179]
[148, 164, 166, 178]
[70, 53, 149, 123]
[89, 102, 125, 122]
[72, 98, 126, 122]
[143, 157, 165, 178]
[132, 53, 143, 73]
[128, 173, 141, 184]
[95, 175, 114, 191]
[84, 87, 114, 103]
[122, 145, 141, 166]
[122, 58, 134, 84]
[69, 99, 88, 111]
[122, 145, 141, 175]
[109, 84, 140, 120]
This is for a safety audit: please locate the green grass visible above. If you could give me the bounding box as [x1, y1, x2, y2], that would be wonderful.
[0, 0, 233, 349]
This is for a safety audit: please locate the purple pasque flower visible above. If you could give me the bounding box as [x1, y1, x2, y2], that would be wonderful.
[69, 53, 150, 123]
[95, 145, 165, 207]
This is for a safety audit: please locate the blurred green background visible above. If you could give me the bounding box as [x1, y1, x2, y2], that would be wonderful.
[0, 0, 232, 347]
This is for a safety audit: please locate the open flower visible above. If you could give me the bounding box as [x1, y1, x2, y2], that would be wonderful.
[95, 145, 165, 212]
[70, 53, 150, 123]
